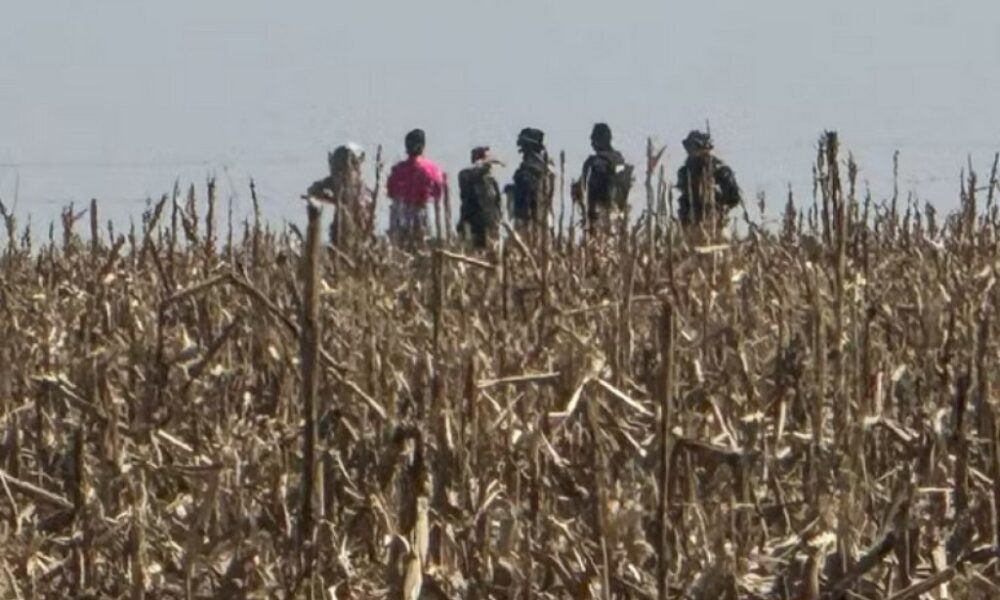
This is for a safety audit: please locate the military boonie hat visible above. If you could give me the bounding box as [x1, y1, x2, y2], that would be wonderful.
[682, 130, 713, 151]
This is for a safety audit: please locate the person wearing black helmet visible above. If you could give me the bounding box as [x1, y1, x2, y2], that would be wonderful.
[676, 130, 742, 227]
[457, 146, 504, 248]
[577, 123, 633, 230]
[506, 128, 553, 228]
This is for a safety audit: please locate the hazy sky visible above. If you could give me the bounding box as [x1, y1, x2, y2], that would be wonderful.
[1, 0, 998, 230]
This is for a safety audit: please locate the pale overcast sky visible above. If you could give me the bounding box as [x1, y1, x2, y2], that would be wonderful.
[1, 0, 998, 229]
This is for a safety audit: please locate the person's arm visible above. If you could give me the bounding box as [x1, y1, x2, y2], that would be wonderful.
[427, 162, 445, 203]
[386, 164, 400, 201]
[581, 155, 595, 184]
[676, 166, 691, 223]
[456, 170, 473, 228]
[575, 156, 596, 207]
[306, 177, 332, 200]
[676, 166, 688, 194]
[491, 178, 503, 220]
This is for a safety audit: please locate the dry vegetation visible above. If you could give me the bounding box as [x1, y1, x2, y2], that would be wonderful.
[1, 133, 1000, 599]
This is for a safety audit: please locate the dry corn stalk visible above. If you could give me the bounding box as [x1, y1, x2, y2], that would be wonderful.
[0, 134, 997, 599]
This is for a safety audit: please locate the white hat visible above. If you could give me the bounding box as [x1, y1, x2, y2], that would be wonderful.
[344, 142, 365, 160]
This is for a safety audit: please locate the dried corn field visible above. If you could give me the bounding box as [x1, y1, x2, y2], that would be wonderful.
[2, 133, 1000, 599]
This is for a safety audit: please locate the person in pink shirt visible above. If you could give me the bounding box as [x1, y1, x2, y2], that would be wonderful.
[386, 129, 444, 244]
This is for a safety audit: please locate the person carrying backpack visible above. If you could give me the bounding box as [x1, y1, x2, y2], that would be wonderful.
[578, 123, 634, 230]
[676, 130, 742, 227]
[506, 127, 553, 229]
[457, 146, 503, 248]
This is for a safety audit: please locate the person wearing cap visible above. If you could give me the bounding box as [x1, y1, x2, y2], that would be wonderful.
[306, 143, 373, 246]
[578, 123, 633, 230]
[457, 146, 504, 248]
[676, 130, 742, 227]
[507, 127, 553, 229]
[386, 129, 445, 244]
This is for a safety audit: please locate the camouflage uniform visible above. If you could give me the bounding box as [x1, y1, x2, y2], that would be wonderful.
[676, 130, 742, 226]
[306, 143, 371, 246]
[508, 128, 552, 226]
[457, 146, 503, 248]
[580, 123, 632, 227]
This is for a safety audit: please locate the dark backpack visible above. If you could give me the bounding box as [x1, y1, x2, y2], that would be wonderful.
[610, 162, 635, 211]
[458, 166, 501, 227]
[714, 162, 742, 209]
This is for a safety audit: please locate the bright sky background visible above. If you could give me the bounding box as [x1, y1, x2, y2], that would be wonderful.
[1, 0, 998, 232]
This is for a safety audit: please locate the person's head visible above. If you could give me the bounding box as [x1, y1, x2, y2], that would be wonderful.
[320, 143, 365, 200]
[516, 128, 545, 154]
[471, 146, 505, 171]
[328, 142, 365, 175]
[590, 123, 612, 151]
[682, 130, 713, 158]
[405, 129, 426, 157]
[471, 146, 490, 163]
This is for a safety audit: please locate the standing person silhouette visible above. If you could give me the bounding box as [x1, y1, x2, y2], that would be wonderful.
[507, 127, 553, 232]
[578, 123, 633, 232]
[457, 146, 503, 248]
[676, 130, 742, 228]
[386, 129, 444, 245]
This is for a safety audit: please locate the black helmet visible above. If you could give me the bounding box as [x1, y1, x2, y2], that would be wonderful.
[682, 130, 713, 152]
[405, 129, 426, 155]
[517, 127, 545, 149]
[591, 123, 612, 143]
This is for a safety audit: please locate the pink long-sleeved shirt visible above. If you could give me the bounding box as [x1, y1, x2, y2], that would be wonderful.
[386, 156, 444, 206]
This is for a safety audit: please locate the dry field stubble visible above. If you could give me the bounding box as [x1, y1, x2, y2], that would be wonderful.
[1, 134, 1000, 599]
